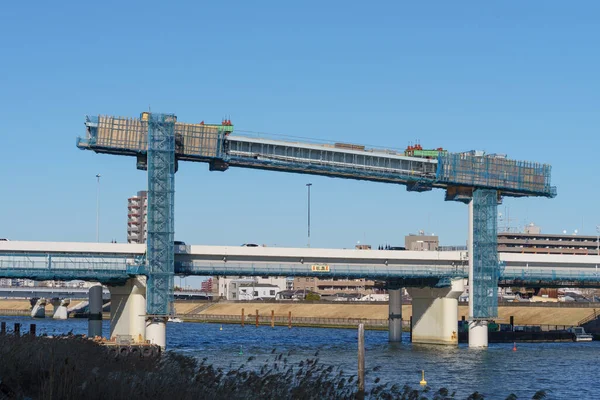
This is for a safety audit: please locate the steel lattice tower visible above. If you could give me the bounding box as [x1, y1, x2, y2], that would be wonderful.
[146, 113, 176, 316]
[471, 188, 499, 318]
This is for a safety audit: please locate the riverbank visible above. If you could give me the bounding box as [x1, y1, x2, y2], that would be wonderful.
[1, 299, 596, 327]
[194, 301, 598, 326]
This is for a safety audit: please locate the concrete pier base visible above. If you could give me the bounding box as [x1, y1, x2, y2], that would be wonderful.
[51, 298, 70, 320]
[146, 318, 167, 349]
[88, 284, 103, 338]
[468, 320, 489, 348]
[407, 278, 464, 345]
[388, 288, 403, 342]
[31, 298, 46, 318]
[108, 276, 146, 344]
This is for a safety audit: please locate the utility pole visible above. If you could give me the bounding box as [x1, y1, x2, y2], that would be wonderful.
[95, 174, 101, 242]
[306, 183, 312, 248]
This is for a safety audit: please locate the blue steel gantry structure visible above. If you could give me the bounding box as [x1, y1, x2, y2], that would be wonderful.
[146, 114, 176, 317]
[76, 112, 556, 331]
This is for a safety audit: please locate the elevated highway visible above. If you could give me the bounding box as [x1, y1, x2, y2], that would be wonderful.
[0, 286, 212, 300]
[1, 241, 599, 287]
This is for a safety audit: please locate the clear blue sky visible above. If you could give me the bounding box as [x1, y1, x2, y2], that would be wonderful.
[1, 1, 599, 251]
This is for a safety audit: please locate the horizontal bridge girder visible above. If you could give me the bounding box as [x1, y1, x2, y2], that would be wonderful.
[2, 242, 599, 285]
[77, 115, 555, 198]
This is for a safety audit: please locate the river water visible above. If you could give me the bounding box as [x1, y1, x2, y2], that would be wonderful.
[1, 316, 596, 399]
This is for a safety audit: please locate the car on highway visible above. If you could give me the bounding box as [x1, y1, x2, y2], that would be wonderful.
[174, 241, 187, 253]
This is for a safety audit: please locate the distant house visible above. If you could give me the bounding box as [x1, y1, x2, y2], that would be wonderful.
[237, 283, 280, 301]
[215, 277, 287, 300]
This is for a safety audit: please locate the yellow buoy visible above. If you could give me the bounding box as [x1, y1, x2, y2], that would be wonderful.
[420, 370, 427, 386]
[219, 325, 223, 331]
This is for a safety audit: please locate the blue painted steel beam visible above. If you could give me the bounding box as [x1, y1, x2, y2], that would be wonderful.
[226, 157, 438, 188]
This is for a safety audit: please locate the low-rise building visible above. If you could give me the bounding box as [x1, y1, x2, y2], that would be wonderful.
[215, 276, 287, 300]
[405, 232, 439, 251]
[293, 277, 376, 296]
[238, 283, 280, 301]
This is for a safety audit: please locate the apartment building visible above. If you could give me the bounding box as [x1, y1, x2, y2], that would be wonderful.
[498, 224, 600, 255]
[293, 277, 376, 296]
[127, 191, 148, 244]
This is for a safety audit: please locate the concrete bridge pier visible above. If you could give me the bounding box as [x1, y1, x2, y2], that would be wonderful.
[388, 288, 403, 342]
[468, 320, 488, 347]
[146, 318, 166, 348]
[108, 276, 146, 344]
[50, 298, 70, 320]
[88, 284, 103, 338]
[30, 298, 46, 318]
[407, 278, 464, 345]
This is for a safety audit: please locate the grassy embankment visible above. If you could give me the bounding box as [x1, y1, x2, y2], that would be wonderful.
[1, 299, 595, 328]
[190, 302, 596, 328]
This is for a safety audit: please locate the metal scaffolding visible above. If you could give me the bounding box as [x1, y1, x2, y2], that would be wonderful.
[77, 115, 229, 161]
[146, 113, 176, 316]
[437, 152, 556, 198]
[472, 188, 499, 318]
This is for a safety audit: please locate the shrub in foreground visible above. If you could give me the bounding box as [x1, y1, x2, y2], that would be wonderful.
[0, 334, 547, 400]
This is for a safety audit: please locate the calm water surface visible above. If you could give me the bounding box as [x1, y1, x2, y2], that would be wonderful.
[1, 316, 596, 399]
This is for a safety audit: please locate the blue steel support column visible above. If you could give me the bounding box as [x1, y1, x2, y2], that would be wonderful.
[146, 113, 176, 348]
[468, 188, 499, 348]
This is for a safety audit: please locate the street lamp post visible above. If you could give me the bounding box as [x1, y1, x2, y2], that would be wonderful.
[96, 174, 101, 242]
[306, 183, 312, 248]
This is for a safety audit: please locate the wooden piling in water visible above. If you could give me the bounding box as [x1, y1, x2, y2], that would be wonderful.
[0, 321, 5, 335]
[255, 309, 259, 327]
[30, 323, 36, 336]
[288, 311, 292, 329]
[271, 310, 274, 328]
[358, 323, 365, 398]
[14, 323, 20, 337]
[241, 308, 244, 327]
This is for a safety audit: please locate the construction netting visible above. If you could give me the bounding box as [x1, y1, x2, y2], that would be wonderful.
[83, 115, 226, 159]
[437, 152, 555, 197]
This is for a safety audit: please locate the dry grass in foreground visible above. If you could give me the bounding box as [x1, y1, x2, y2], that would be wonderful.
[0, 334, 547, 400]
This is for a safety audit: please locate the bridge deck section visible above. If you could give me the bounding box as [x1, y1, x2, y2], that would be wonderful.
[1, 241, 599, 286]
